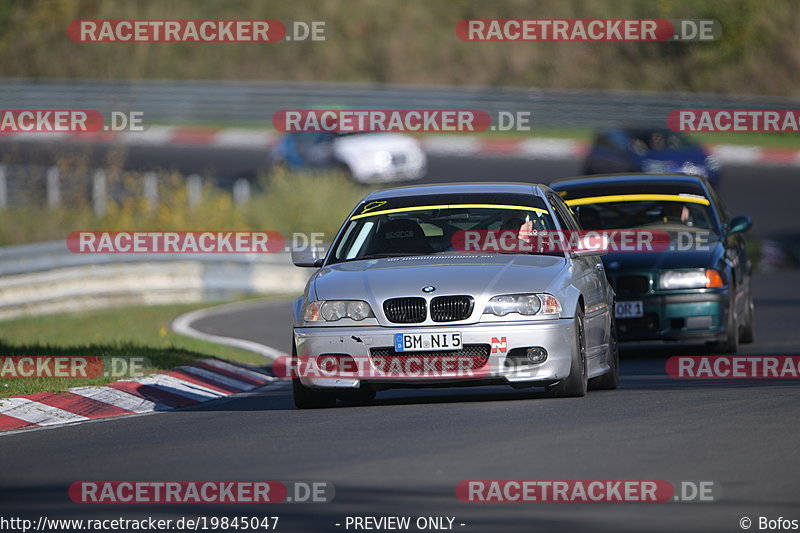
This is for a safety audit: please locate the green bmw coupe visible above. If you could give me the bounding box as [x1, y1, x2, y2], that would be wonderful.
[551, 173, 754, 353]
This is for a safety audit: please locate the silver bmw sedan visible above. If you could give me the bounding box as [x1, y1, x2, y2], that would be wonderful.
[290, 182, 618, 408]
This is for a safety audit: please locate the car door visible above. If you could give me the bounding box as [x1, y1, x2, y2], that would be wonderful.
[548, 193, 610, 365]
[708, 185, 751, 321]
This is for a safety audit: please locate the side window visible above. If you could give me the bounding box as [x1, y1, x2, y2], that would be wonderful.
[595, 133, 612, 148]
[706, 184, 730, 225]
[549, 195, 580, 231]
[608, 131, 629, 150]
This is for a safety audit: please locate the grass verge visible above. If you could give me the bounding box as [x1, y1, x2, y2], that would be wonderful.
[0, 169, 374, 246]
[0, 299, 283, 398]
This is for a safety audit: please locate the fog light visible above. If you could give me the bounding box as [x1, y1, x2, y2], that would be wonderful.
[526, 347, 548, 364]
[316, 354, 357, 375]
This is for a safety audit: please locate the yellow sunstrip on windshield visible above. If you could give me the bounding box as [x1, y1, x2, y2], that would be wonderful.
[350, 203, 549, 220]
[564, 194, 710, 207]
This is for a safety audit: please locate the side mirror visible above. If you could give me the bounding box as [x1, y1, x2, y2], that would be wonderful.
[291, 247, 325, 268]
[571, 248, 607, 258]
[570, 232, 608, 258]
[727, 215, 752, 235]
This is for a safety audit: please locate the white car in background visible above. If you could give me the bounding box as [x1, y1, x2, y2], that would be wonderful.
[271, 131, 427, 184]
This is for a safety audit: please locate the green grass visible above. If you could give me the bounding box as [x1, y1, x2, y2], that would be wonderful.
[0, 169, 373, 247]
[0, 300, 281, 398]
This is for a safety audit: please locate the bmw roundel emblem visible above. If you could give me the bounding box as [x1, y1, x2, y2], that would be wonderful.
[422, 286, 436, 293]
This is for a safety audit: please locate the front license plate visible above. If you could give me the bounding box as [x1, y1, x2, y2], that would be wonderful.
[615, 301, 644, 319]
[395, 332, 462, 352]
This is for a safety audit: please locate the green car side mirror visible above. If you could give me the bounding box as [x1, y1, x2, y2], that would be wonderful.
[727, 215, 752, 235]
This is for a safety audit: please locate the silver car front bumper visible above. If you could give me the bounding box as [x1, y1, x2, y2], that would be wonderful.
[293, 319, 576, 389]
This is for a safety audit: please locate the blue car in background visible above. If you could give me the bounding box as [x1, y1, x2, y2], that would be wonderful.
[583, 128, 721, 188]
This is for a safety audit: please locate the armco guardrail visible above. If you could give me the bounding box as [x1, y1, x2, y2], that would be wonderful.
[2, 78, 800, 128]
[0, 241, 309, 320]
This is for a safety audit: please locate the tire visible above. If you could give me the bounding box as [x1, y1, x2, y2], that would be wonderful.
[291, 341, 337, 409]
[710, 295, 739, 354]
[589, 317, 619, 390]
[739, 288, 755, 344]
[547, 307, 588, 398]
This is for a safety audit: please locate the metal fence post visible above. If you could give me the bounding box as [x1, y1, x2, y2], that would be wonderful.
[46, 166, 60, 209]
[92, 169, 107, 217]
[187, 174, 202, 209]
[233, 178, 251, 206]
[144, 171, 158, 213]
[0, 164, 6, 210]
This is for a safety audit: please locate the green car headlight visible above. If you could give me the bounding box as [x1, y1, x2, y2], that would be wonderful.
[659, 269, 724, 290]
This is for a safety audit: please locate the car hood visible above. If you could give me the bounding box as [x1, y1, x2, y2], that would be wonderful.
[602, 240, 725, 272]
[636, 148, 709, 170]
[637, 147, 707, 160]
[312, 254, 568, 323]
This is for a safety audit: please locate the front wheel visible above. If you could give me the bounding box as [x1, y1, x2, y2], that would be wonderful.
[292, 378, 337, 409]
[291, 341, 337, 409]
[547, 308, 588, 398]
[337, 387, 376, 405]
[710, 295, 739, 354]
[739, 288, 755, 344]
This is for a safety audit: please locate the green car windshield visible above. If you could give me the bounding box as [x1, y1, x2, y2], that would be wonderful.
[564, 193, 719, 234]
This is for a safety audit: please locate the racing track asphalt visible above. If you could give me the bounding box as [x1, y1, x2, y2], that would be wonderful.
[0, 142, 799, 532]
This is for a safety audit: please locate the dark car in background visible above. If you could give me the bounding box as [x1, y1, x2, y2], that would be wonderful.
[551, 174, 753, 352]
[583, 128, 721, 188]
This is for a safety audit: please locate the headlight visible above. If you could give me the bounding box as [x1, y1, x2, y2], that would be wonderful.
[659, 269, 724, 290]
[373, 151, 392, 167]
[483, 294, 561, 317]
[679, 161, 708, 177]
[303, 300, 375, 322]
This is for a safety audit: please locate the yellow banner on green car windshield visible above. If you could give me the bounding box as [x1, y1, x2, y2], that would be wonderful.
[564, 194, 710, 207]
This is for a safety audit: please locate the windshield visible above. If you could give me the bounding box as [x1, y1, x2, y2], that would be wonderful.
[628, 130, 695, 154]
[566, 194, 718, 233]
[330, 200, 559, 263]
